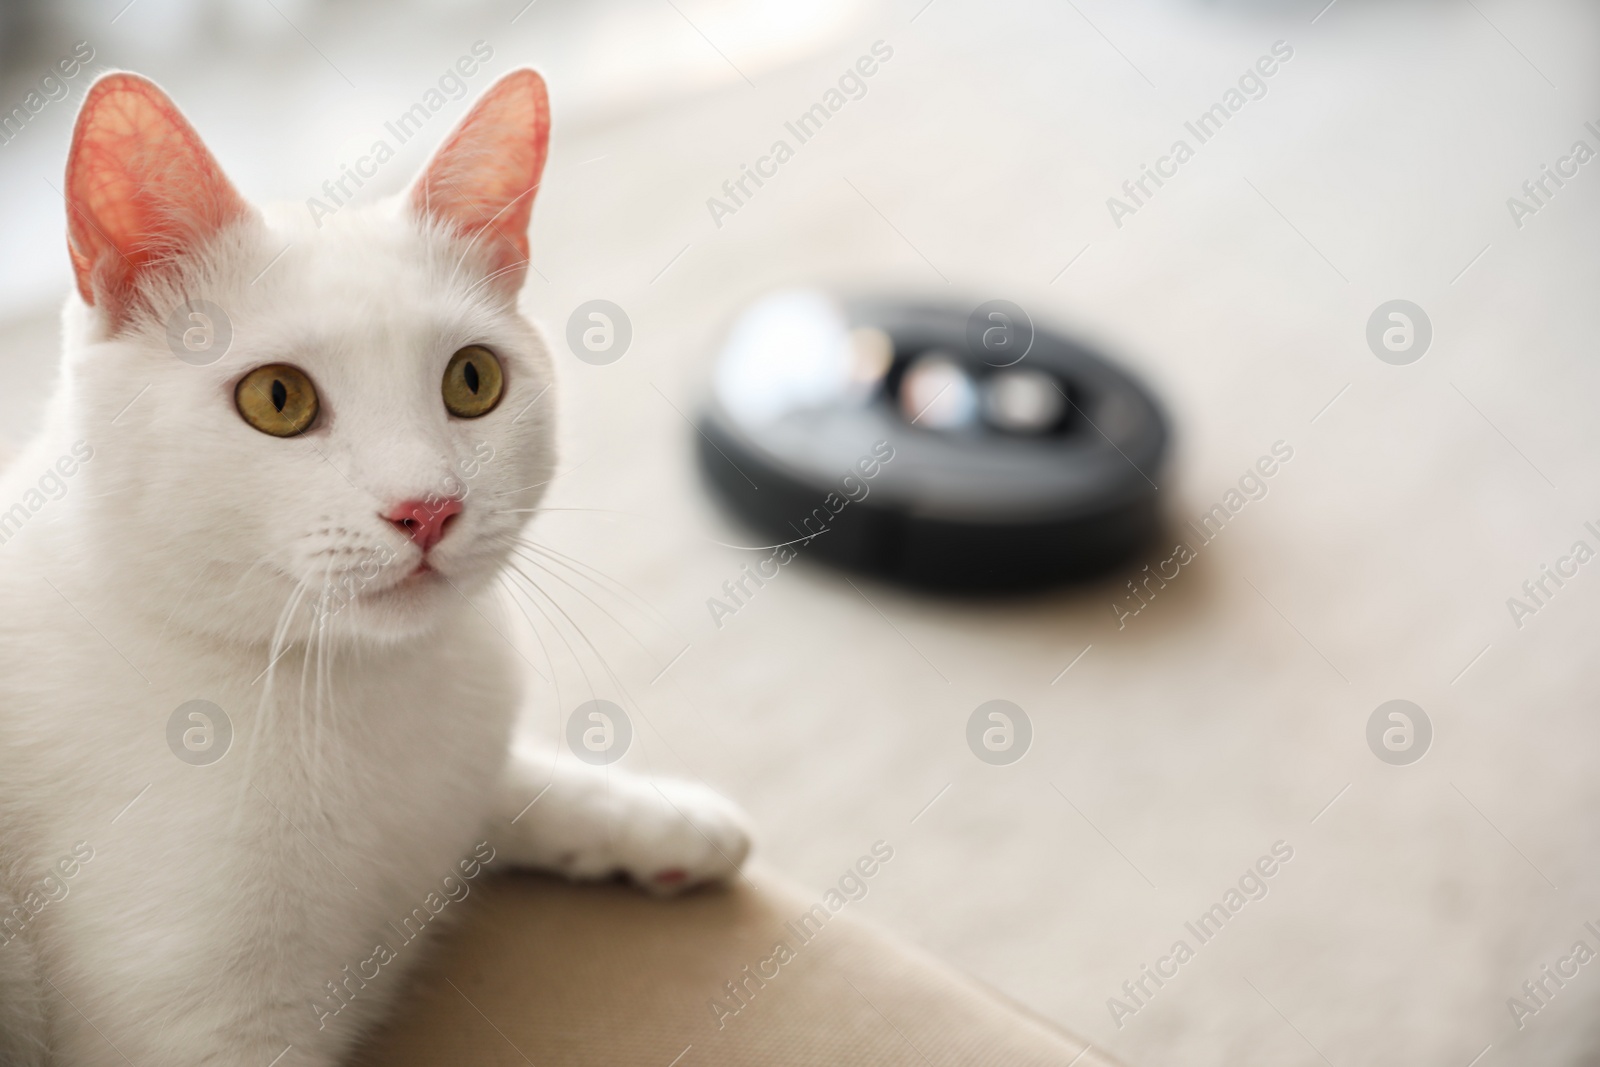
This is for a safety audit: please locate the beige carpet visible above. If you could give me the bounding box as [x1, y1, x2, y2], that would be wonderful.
[4, 2, 1600, 1065]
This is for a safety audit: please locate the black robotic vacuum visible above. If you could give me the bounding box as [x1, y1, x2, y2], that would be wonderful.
[696, 290, 1169, 592]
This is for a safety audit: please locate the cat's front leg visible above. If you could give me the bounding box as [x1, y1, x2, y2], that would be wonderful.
[489, 746, 752, 892]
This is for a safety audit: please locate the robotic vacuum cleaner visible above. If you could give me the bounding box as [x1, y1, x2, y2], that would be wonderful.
[696, 289, 1169, 592]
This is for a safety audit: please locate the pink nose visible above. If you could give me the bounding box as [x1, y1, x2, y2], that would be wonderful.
[384, 497, 463, 553]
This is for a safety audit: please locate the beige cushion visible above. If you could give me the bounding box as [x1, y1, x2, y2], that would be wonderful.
[354, 865, 1114, 1066]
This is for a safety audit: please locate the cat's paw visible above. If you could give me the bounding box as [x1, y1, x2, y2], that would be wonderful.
[507, 771, 753, 893]
[495, 754, 755, 893]
[613, 777, 753, 894]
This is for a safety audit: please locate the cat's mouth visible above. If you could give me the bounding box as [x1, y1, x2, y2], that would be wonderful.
[318, 555, 445, 610]
[386, 558, 443, 591]
[292, 534, 491, 620]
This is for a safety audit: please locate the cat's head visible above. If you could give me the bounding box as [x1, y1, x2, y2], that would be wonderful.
[60, 69, 555, 646]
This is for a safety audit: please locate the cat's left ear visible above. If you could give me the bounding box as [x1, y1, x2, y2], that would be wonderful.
[410, 68, 550, 296]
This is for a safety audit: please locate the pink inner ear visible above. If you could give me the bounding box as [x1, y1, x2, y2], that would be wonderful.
[411, 69, 550, 291]
[66, 73, 249, 327]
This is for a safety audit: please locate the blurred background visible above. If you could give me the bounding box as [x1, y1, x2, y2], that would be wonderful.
[4, 2, 1600, 1065]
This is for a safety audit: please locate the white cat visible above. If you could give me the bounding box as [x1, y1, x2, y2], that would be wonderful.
[0, 68, 751, 1065]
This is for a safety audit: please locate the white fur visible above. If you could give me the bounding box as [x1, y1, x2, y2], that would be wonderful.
[0, 167, 750, 1062]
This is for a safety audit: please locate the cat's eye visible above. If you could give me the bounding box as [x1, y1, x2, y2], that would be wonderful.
[235, 364, 319, 437]
[441, 345, 504, 419]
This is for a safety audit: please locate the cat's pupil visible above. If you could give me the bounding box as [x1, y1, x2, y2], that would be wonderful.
[464, 361, 480, 394]
[271, 380, 287, 412]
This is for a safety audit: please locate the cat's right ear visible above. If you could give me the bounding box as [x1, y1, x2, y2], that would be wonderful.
[409, 68, 550, 297]
[65, 72, 252, 332]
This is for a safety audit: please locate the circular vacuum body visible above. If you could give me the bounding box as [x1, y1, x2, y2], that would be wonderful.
[697, 290, 1169, 592]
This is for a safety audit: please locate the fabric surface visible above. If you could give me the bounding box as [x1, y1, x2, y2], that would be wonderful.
[352, 865, 1111, 1066]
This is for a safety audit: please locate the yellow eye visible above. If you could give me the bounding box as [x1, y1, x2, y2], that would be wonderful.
[442, 345, 504, 419]
[235, 364, 319, 437]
